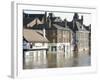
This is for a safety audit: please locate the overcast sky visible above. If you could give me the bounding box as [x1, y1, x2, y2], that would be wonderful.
[24, 10, 91, 26]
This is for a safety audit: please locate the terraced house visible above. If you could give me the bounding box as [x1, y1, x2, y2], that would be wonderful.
[66, 13, 91, 54]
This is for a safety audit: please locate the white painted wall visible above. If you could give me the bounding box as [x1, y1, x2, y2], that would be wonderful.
[32, 43, 48, 49]
[34, 43, 43, 46]
[0, 0, 99, 80]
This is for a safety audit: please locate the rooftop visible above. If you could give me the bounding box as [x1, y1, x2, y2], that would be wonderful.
[23, 29, 49, 43]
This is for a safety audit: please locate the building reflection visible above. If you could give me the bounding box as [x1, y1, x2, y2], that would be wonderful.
[23, 50, 91, 69]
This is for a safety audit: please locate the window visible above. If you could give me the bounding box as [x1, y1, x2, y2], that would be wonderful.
[53, 39, 56, 43]
[51, 46, 57, 52]
[42, 43, 45, 46]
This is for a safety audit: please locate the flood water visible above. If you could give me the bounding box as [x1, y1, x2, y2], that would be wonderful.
[23, 51, 91, 69]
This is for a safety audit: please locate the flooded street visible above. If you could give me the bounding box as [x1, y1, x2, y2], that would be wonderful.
[23, 11, 91, 70]
[23, 51, 91, 69]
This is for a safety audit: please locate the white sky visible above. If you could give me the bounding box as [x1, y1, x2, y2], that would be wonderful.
[24, 10, 91, 26]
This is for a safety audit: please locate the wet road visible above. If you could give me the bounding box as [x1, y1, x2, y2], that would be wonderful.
[23, 51, 91, 69]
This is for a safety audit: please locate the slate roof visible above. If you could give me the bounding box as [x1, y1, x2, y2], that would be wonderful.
[23, 28, 49, 43]
[53, 22, 65, 27]
[23, 13, 45, 25]
[67, 21, 78, 32]
[32, 23, 50, 29]
[75, 21, 87, 31]
[83, 25, 91, 31]
[23, 12, 91, 33]
[53, 24, 70, 31]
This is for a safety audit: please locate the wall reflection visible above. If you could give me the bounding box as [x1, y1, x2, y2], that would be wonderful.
[23, 50, 91, 69]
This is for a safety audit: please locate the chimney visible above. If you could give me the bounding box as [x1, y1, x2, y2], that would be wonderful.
[44, 12, 47, 23]
[48, 18, 51, 28]
[64, 18, 67, 28]
[89, 24, 91, 30]
[73, 13, 79, 20]
[43, 28, 46, 38]
[81, 15, 83, 25]
[49, 13, 53, 20]
[48, 13, 53, 28]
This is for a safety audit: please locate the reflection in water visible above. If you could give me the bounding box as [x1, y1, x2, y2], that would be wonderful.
[23, 51, 48, 69]
[47, 53, 57, 68]
[23, 51, 91, 69]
